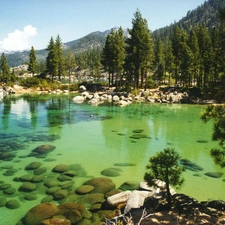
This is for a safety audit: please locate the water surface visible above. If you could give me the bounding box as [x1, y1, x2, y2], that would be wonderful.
[0, 94, 224, 224]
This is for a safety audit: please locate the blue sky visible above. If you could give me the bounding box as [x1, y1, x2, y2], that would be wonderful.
[0, 0, 206, 52]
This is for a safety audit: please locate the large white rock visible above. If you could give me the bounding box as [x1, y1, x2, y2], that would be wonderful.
[107, 190, 131, 206]
[73, 96, 84, 103]
[88, 98, 99, 105]
[124, 190, 154, 214]
[79, 85, 86, 91]
[118, 100, 132, 107]
[113, 95, 120, 102]
[81, 91, 89, 97]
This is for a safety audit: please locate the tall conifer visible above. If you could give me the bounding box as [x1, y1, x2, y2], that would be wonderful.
[46, 37, 57, 81]
[0, 53, 11, 83]
[126, 9, 153, 89]
[55, 35, 65, 80]
[28, 46, 38, 76]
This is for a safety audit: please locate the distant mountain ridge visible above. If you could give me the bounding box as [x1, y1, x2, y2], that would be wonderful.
[152, 0, 225, 40]
[5, 0, 225, 67]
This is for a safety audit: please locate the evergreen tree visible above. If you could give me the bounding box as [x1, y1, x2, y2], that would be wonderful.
[210, 27, 220, 83]
[55, 35, 65, 80]
[64, 49, 76, 84]
[163, 38, 174, 85]
[46, 37, 57, 81]
[144, 148, 185, 207]
[218, 24, 225, 76]
[102, 27, 125, 87]
[153, 38, 164, 83]
[171, 26, 188, 85]
[196, 24, 213, 88]
[112, 27, 126, 88]
[0, 53, 12, 83]
[28, 46, 38, 76]
[126, 9, 154, 89]
[187, 29, 200, 86]
[101, 32, 113, 86]
[219, 8, 225, 24]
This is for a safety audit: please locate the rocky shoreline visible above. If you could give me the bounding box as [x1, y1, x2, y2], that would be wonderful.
[16, 177, 225, 225]
[0, 84, 217, 106]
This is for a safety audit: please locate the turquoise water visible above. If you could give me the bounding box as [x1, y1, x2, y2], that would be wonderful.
[0, 94, 224, 224]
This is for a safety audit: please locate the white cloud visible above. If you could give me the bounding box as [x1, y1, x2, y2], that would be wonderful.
[0, 25, 37, 52]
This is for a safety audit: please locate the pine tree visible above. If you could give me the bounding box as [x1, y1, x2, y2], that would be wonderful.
[46, 37, 57, 81]
[196, 24, 212, 88]
[210, 27, 220, 82]
[28, 46, 38, 76]
[154, 38, 164, 83]
[126, 9, 154, 89]
[0, 53, 11, 83]
[144, 148, 185, 207]
[163, 38, 174, 85]
[55, 35, 65, 80]
[64, 49, 76, 84]
[171, 26, 188, 85]
[187, 29, 200, 86]
[112, 27, 126, 88]
[101, 32, 113, 86]
[102, 27, 125, 87]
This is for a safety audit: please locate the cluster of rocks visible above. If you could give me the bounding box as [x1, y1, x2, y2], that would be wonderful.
[15, 177, 225, 225]
[73, 85, 192, 106]
[0, 86, 15, 99]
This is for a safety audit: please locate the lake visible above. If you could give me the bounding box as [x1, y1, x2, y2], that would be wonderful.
[0, 93, 224, 224]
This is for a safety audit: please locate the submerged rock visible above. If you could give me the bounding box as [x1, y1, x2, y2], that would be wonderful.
[32, 144, 56, 155]
[25, 162, 42, 170]
[19, 182, 37, 192]
[84, 177, 116, 194]
[76, 185, 94, 195]
[204, 172, 224, 178]
[101, 168, 122, 177]
[180, 158, 203, 172]
[52, 164, 69, 173]
[23, 202, 59, 225]
[6, 199, 21, 209]
[119, 181, 139, 191]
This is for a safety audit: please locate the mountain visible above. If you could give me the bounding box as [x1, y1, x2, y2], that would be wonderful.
[6, 29, 114, 67]
[5, 0, 225, 67]
[152, 0, 225, 41]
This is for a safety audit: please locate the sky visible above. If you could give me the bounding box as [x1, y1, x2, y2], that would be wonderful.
[0, 0, 206, 52]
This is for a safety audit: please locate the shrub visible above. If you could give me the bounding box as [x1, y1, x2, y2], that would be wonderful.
[19, 77, 40, 88]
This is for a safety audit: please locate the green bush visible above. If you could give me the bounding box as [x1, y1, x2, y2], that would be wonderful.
[19, 77, 40, 88]
[69, 83, 79, 91]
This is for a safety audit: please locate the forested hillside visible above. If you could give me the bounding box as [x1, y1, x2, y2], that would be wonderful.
[152, 0, 225, 41]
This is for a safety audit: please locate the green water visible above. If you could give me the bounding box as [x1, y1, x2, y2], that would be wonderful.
[0, 94, 224, 224]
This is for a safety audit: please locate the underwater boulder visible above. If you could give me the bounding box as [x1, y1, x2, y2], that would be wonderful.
[204, 172, 224, 178]
[6, 199, 21, 209]
[23, 202, 59, 225]
[119, 181, 139, 191]
[25, 162, 42, 170]
[32, 145, 56, 155]
[33, 167, 47, 175]
[32, 175, 45, 183]
[24, 193, 38, 201]
[53, 189, 68, 200]
[101, 168, 121, 177]
[84, 177, 116, 194]
[3, 187, 16, 195]
[76, 185, 94, 195]
[52, 164, 69, 173]
[19, 182, 37, 192]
